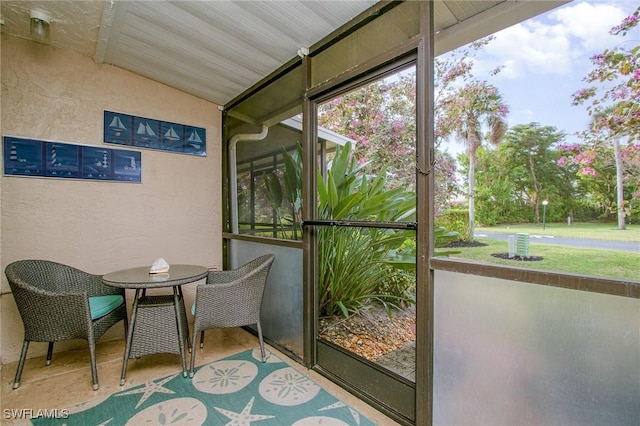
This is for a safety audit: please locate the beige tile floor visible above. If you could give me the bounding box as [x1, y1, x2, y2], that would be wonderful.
[1, 328, 398, 425]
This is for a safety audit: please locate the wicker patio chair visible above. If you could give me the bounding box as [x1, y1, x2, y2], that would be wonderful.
[189, 254, 275, 377]
[5, 259, 128, 390]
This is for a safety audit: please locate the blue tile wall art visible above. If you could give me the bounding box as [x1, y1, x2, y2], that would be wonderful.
[104, 111, 206, 156]
[3, 136, 141, 183]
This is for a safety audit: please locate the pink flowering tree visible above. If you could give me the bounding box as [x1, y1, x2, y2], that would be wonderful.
[318, 71, 459, 215]
[572, 7, 639, 140]
[318, 72, 417, 191]
[318, 37, 503, 227]
[557, 140, 639, 223]
[570, 7, 640, 228]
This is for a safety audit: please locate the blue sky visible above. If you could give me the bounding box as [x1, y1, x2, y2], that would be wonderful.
[442, 0, 638, 155]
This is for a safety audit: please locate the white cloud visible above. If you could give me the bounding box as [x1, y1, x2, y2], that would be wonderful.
[438, 0, 638, 136]
[549, 1, 629, 51]
[485, 20, 573, 78]
[474, 0, 633, 80]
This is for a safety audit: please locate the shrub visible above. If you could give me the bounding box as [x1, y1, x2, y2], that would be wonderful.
[317, 143, 416, 317]
[318, 226, 411, 317]
[436, 209, 470, 241]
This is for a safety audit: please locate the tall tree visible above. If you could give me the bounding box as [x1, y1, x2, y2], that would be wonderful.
[613, 134, 626, 229]
[472, 123, 576, 225]
[591, 107, 628, 229]
[438, 80, 509, 240]
[557, 142, 617, 218]
[502, 123, 567, 223]
[571, 6, 640, 225]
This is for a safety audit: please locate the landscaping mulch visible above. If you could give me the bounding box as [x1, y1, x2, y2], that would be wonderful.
[319, 305, 416, 362]
[445, 240, 488, 248]
[491, 253, 543, 261]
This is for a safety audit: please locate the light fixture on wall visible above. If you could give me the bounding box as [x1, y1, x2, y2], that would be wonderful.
[30, 9, 50, 43]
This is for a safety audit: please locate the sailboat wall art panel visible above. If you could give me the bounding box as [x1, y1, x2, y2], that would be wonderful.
[161, 121, 184, 152]
[184, 126, 206, 156]
[104, 111, 133, 145]
[134, 117, 160, 149]
[3, 136, 141, 183]
[104, 110, 206, 156]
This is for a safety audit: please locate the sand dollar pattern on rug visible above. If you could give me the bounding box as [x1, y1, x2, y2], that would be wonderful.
[32, 349, 376, 425]
[259, 367, 322, 406]
[192, 360, 259, 394]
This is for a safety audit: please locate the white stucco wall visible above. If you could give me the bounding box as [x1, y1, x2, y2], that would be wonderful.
[0, 35, 222, 364]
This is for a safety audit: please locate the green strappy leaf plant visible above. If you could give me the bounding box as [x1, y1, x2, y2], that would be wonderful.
[263, 141, 457, 317]
[263, 144, 303, 239]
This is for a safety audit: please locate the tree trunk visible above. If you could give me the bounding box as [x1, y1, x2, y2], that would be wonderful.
[613, 137, 626, 230]
[468, 148, 475, 242]
[529, 153, 541, 223]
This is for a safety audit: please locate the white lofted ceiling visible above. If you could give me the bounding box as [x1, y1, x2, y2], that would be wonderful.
[0, 0, 568, 106]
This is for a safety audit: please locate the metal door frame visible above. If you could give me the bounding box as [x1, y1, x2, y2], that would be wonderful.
[302, 57, 425, 425]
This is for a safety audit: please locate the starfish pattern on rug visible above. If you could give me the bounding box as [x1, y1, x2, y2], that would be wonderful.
[116, 373, 178, 408]
[319, 400, 362, 424]
[214, 396, 275, 425]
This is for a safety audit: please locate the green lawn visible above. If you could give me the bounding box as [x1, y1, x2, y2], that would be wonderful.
[449, 238, 639, 281]
[476, 222, 640, 242]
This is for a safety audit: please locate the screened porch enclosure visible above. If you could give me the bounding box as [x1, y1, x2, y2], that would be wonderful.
[232, 116, 353, 239]
[221, 2, 639, 425]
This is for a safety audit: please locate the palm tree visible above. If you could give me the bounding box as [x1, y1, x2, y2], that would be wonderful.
[439, 81, 508, 241]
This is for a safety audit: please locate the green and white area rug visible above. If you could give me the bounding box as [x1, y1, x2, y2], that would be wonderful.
[33, 349, 376, 425]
